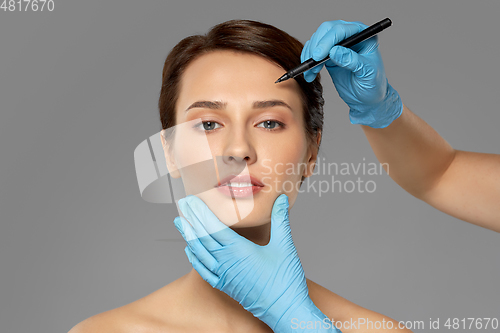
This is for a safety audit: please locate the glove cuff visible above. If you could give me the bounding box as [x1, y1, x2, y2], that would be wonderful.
[349, 82, 403, 129]
[272, 297, 342, 333]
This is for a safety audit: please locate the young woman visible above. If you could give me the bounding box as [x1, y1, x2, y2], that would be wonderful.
[69, 20, 414, 333]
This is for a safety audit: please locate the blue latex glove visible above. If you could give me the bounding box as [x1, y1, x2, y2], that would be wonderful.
[301, 20, 403, 128]
[174, 194, 341, 333]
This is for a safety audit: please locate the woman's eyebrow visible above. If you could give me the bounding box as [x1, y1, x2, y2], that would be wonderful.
[185, 101, 226, 112]
[252, 100, 292, 111]
[185, 100, 292, 112]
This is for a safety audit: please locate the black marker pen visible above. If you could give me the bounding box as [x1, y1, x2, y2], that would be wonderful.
[275, 18, 392, 83]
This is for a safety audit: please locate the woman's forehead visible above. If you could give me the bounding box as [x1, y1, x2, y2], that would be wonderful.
[177, 51, 302, 108]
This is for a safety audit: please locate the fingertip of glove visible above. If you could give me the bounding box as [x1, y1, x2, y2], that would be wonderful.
[184, 245, 192, 262]
[185, 195, 206, 211]
[179, 194, 194, 205]
[173, 216, 182, 230]
[312, 47, 323, 61]
[278, 194, 289, 206]
[272, 194, 289, 217]
[303, 71, 315, 83]
[177, 197, 188, 212]
[329, 45, 343, 60]
[178, 195, 199, 216]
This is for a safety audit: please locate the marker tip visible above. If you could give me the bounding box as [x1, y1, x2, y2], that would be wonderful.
[275, 74, 288, 84]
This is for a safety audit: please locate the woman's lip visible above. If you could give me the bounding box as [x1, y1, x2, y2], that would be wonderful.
[216, 183, 263, 198]
[216, 174, 264, 187]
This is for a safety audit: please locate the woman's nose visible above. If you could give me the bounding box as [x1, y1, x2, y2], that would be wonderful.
[221, 127, 256, 166]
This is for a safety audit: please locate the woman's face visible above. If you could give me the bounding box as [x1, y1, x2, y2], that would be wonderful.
[165, 50, 318, 228]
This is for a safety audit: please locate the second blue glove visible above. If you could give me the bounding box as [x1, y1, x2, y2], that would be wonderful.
[174, 194, 341, 332]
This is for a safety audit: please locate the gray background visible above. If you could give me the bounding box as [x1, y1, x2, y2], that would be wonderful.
[1, 0, 499, 332]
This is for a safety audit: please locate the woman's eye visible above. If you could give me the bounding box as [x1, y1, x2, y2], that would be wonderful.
[193, 120, 284, 132]
[256, 120, 284, 130]
[194, 121, 222, 132]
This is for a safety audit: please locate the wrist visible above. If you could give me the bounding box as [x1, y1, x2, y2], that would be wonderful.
[349, 82, 403, 128]
[273, 296, 342, 333]
[256, 292, 307, 332]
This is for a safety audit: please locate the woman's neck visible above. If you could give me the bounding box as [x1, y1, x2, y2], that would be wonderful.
[230, 221, 271, 245]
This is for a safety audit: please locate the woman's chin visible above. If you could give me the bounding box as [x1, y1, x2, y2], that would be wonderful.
[210, 205, 271, 229]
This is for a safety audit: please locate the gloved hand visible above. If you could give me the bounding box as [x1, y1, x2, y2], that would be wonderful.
[301, 20, 403, 128]
[174, 194, 341, 333]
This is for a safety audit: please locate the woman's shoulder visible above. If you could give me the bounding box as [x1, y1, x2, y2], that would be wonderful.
[68, 275, 190, 333]
[67, 306, 136, 333]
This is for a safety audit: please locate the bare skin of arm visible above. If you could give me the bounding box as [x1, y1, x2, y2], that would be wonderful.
[307, 279, 414, 333]
[362, 104, 500, 232]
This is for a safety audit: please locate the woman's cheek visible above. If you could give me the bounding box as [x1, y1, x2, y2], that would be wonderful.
[271, 161, 304, 194]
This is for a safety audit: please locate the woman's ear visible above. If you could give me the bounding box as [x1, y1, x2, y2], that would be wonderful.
[160, 129, 181, 179]
[303, 130, 321, 179]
